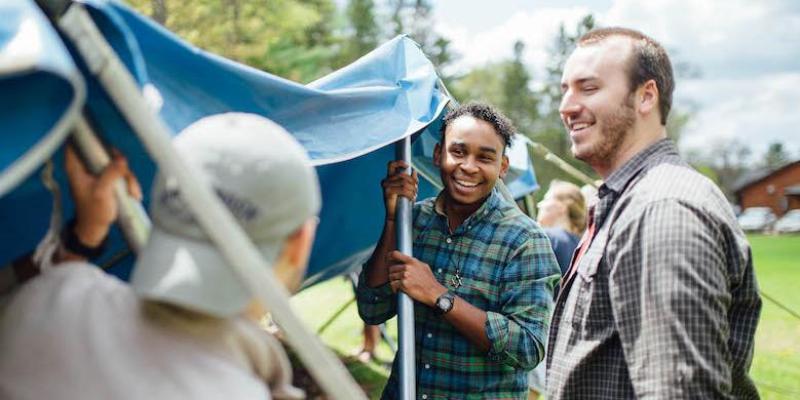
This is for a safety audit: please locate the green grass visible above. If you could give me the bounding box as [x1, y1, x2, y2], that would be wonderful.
[292, 234, 800, 399]
[291, 278, 394, 399]
[748, 234, 800, 399]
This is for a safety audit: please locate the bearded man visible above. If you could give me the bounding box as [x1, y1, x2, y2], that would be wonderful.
[546, 28, 761, 399]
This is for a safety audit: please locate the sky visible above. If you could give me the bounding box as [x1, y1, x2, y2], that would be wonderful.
[428, 0, 800, 161]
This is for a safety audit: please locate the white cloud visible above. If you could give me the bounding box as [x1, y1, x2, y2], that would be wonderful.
[437, 7, 592, 76]
[601, 0, 800, 77]
[678, 73, 800, 159]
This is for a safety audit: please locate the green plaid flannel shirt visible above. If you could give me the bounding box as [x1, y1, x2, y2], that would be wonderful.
[357, 188, 560, 399]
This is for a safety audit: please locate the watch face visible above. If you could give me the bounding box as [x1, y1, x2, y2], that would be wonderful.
[439, 297, 452, 310]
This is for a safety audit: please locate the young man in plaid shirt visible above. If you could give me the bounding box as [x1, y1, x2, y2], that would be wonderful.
[357, 103, 560, 399]
[547, 28, 761, 399]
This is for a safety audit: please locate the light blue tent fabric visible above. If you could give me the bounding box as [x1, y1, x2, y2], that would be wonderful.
[0, 0, 537, 285]
[0, 0, 84, 198]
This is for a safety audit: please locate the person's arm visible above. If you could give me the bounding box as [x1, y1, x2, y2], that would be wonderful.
[482, 231, 560, 368]
[388, 229, 560, 365]
[4, 146, 140, 286]
[609, 199, 733, 398]
[387, 250, 491, 351]
[356, 160, 417, 325]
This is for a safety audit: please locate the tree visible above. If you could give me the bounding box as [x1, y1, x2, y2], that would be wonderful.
[763, 142, 790, 170]
[386, 0, 458, 83]
[500, 41, 539, 133]
[526, 15, 597, 194]
[702, 138, 752, 200]
[336, 0, 381, 66]
[151, 0, 167, 25]
[127, 0, 339, 83]
[448, 63, 506, 106]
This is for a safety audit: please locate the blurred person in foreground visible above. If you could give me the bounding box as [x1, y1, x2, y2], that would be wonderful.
[546, 27, 761, 399]
[357, 102, 560, 399]
[0, 113, 319, 400]
[527, 179, 587, 399]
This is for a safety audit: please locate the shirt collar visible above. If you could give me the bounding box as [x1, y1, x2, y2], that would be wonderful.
[434, 187, 501, 232]
[599, 138, 678, 199]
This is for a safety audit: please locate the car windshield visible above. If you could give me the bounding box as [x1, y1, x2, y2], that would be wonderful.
[740, 214, 765, 222]
[742, 208, 772, 217]
[781, 211, 800, 221]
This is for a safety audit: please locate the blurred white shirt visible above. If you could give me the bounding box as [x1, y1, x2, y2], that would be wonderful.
[0, 261, 299, 400]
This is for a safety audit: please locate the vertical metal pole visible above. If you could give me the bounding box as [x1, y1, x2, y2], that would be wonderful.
[395, 137, 416, 399]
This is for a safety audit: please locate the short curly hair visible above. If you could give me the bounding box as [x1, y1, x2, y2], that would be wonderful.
[439, 102, 515, 150]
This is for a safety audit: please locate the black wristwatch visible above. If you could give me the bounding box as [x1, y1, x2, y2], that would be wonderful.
[60, 219, 107, 259]
[433, 291, 455, 315]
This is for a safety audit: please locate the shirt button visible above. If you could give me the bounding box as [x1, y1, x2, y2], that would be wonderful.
[446, 237, 452, 244]
[422, 395, 428, 399]
[427, 333, 432, 338]
[425, 363, 430, 369]
[437, 268, 442, 274]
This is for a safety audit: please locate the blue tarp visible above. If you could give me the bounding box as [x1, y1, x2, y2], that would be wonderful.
[0, 0, 537, 285]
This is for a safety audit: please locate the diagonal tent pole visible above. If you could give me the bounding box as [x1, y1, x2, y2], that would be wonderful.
[38, 2, 367, 399]
[520, 136, 598, 188]
[395, 137, 416, 400]
[71, 115, 151, 253]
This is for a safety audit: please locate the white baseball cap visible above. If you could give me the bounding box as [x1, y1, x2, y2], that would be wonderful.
[130, 113, 321, 317]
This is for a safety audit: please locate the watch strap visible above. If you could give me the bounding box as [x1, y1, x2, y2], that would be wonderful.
[60, 219, 107, 259]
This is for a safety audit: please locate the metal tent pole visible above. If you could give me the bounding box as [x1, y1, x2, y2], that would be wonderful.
[395, 136, 416, 400]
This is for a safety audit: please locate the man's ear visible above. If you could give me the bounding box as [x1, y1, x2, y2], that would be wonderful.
[638, 79, 659, 117]
[273, 218, 317, 293]
[433, 142, 442, 167]
[499, 154, 510, 179]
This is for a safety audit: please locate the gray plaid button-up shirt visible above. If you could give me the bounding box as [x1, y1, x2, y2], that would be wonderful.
[546, 139, 762, 399]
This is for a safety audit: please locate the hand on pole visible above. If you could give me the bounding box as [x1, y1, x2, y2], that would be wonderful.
[65, 145, 142, 247]
[387, 250, 447, 307]
[381, 160, 418, 221]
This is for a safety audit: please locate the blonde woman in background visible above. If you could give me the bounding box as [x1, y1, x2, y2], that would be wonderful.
[537, 180, 587, 275]
[529, 179, 587, 400]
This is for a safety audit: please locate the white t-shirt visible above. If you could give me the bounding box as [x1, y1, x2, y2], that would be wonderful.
[0, 262, 300, 400]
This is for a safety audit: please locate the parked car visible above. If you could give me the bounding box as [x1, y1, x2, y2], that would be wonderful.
[737, 207, 777, 232]
[774, 209, 800, 234]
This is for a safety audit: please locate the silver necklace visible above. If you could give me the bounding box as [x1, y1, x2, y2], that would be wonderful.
[450, 269, 462, 289]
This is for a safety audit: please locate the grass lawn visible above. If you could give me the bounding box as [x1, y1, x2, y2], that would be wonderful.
[291, 234, 800, 399]
[748, 234, 800, 399]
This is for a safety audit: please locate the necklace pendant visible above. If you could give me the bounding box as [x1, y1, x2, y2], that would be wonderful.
[450, 273, 462, 289]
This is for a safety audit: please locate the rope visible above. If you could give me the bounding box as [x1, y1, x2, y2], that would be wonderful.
[754, 379, 800, 398]
[32, 160, 62, 272]
[760, 290, 800, 322]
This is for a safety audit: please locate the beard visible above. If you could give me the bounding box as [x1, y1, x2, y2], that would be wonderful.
[574, 95, 636, 168]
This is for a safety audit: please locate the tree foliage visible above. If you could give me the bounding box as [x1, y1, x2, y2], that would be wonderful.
[525, 15, 598, 194]
[336, 0, 380, 67]
[385, 0, 457, 83]
[763, 142, 790, 170]
[127, 0, 338, 82]
[126, 0, 458, 84]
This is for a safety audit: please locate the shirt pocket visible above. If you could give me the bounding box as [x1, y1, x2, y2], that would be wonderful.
[570, 236, 611, 336]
